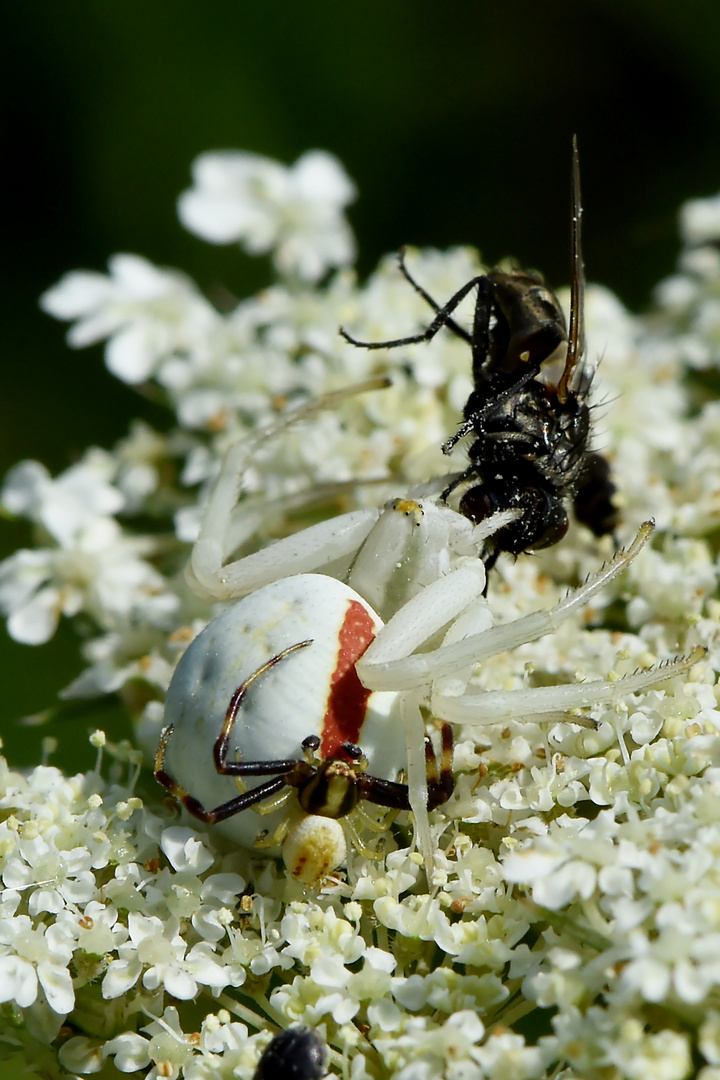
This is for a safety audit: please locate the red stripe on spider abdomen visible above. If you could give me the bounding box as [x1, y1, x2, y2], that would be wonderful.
[320, 600, 376, 758]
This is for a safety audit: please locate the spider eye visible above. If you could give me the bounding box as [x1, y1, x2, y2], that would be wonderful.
[302, 734, 321, 752]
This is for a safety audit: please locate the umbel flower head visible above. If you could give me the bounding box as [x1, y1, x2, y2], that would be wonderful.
[1, 147, 720, 1079]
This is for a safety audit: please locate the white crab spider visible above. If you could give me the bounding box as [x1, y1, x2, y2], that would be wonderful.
[172, 381, 701, 879]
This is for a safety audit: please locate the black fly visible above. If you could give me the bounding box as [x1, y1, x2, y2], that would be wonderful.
[340, 138, 618, 579]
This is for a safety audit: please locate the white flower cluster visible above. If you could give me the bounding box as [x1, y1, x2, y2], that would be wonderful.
[2, 146, 720, 1078]
[0, 451, 178, 647]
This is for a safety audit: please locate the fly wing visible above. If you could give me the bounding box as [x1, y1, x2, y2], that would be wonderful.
[557, 135, 584, 404]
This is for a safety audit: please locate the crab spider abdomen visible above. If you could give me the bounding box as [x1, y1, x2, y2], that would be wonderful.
[162, 573, 406, 850]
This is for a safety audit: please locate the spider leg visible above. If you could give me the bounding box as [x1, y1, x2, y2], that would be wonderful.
[356, 558, 484, 856]
[342, 815, 387, 860]
[187, 375, 389, 601]
[359, 521, 656, 691]
[249, 788, 294, 816]
[192, 506, 380, 602]
[353, 801, 399, 834]
[357, 560, 487, 679]
[426, 721, 455, 809]
[355, 723, 454, 810]
[356, 725, 455, 812]
[253, 815, 292, 850]
[223, 475, 391, 560]
[339, 275, 487, 351]
[432, 646, 706, 726]
[400, 693, 434, 867]
[355, 773, 411, 810]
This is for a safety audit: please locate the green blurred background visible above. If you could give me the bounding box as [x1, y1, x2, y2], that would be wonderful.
[3, 0, 720, 769]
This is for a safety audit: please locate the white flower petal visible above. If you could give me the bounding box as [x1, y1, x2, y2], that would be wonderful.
[0, 955, 38, 1008]
[150, 965, 196, 999]
[292, 150, 356, 206]
[106, 323, 161, 384]
[58, 1036, 104, 1074]
[37, 961, 75, 1015]
[7, 585, 60, 645]
[160, 827, 215, 874]
[40, 271, 115, 321]
[102, 957, 142, 999]
[103, 1032, 151, 1072]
